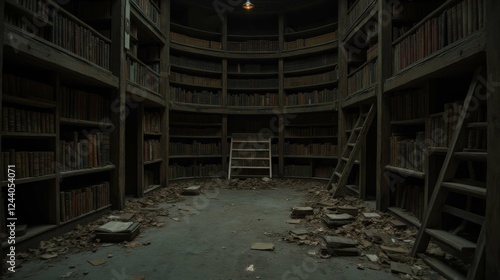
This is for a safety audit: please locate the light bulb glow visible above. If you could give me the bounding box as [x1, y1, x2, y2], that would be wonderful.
[242, 0, 254, 10]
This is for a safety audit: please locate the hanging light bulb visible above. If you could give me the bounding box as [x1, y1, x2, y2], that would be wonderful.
[242, 0, 254, 10]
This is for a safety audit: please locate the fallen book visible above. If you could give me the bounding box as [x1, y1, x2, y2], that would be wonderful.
[94, 221, 141, 242]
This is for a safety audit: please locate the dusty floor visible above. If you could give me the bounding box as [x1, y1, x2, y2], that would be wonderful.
[2, 179, 443, 279]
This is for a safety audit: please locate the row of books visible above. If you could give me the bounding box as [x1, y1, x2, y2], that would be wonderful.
[283, 31, 338, 50]
[126, 57, 160, 93]
[144, 139, 161, 162]
[428, 101, 463, 148]
[60, 87, 110, 122]
[52, 13, 111, 70]
[169, 72, 222, 88]
[284, 165, 310, 177]
[169, 87, 222, 105]
[228, 63, 277, 74]
[170, 32, 222, 50]
[347, 60, 377, 95]
[284, 88, 338, 106]
[59, 132, 111, 171]
[228, 93, 279, 107]
[2, 106, 55, 133]
[144, 111, 162, 134]
[347, 0, 377, 28]
[170, 55, 222, 72]
[1, 151, 55, 179]
[284, 71, 336, 88]
[284, 143, 337, 156]
[393, 0, 485, 73]
[170, 127, 221, 137]
[4, 12, 50, 43]
[169, 141, 221, 156]
[285, 127, 336, 137]
[228, 79, 278, 89]
[2, 73, 54, 101]
[131, 0, 160, 26]
[389, 132, 425, 172]
[392, 183, 425, 221]
[227, 40, 279, 52]
[168, 163, 222, 179]
[284, 54, 337, 72]
[9, 0, 51, 19]
[60, 182, 110, 222]
[144, 169, 159, 188]
[391, 89, 427, 121]
[314, 166, 334, 179]
[170, 113, 221, 124]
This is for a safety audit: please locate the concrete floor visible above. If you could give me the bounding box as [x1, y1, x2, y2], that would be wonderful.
[6, 188, 399, 280]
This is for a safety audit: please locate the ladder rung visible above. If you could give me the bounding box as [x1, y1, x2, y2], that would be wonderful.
[353, 127, 362, 131]
[442, 205, 485, 225]
[425, 229, 477, 253]
[230, 166, 270, 169]
[466, 122, 487, 129]
[419, 254, 466, 280]
[453, 151, 487, 162]
[441, 182, 486, 198]
[347, 143, 356, 147]
[334, 172, 342, 177]
[341, 157, 349, 161]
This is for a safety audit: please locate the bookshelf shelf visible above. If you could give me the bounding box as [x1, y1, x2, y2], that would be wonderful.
[144, 132, 162, 136]
[342, 85, 377, 108]
[170, 64, 222, 76]
[284, 79, 338, 90]
[169, 79, 221, 90]
[2, 95, 56, 108]
[169, 155, 222, 159]
[386, 29, 486, 92]
[60, 118, 114, 128]
[59, 205, 112, 226]
[170, 23, 221, 40]
[130, 1, 165, 44]
[390, 118, 426, 126]
[4, 0, 53, 26]
[144, 158, 163, 165]
[284, 22, 338, 40]
[126, 82, 165, 107]
[1, 174, 56, 187]
[59, 165, 115, 178]
[4, 26, 118, 88]
[1, 132, 56, 138]
[385, 165, 426, 179]
[344, 2, 378, 42]
[284, 63, 338, 76]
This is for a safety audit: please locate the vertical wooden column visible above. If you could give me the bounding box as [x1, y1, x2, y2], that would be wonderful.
[221, 115, 228, 177]
[137, 104, 144, 196]
[376, 0, 391, 210]
[337, 0, 348, 157]
[110, 0, 126, 210]
[485, 0, 500, 277]
[279, 115, 284, 177]
[161, 0, 170, 187]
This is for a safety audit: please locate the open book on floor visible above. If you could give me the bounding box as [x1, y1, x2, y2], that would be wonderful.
[94, 221, 141, 242]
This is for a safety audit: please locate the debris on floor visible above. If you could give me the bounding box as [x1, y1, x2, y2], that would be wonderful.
[87, 259, 106, 266]
[290, 206, 314, 218]
[250, 242, 275, 251]
[181, 185, 202, 195]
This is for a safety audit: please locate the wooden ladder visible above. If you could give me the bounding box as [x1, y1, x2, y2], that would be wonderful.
[412, 68, 486, 280]
[328, 104, 375, 197]
[228, 134, 272, 179]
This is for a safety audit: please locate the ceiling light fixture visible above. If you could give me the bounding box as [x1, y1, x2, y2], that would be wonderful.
[242, 0, 254, 10]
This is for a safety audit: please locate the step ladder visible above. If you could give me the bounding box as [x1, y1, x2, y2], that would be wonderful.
[328, 104, 375, 197]
[228, 134, 272, 179]
[412, 68, 486, 280]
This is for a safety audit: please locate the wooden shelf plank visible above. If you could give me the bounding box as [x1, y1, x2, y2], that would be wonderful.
[60, 165, 115, 178]
[60, 118, 113, 127]
[2, 95, 55, 108]
[60, 205, 112, 225]
[144, 159, 163, 165]
[1, 132, 56, 138]
[1, 224, 58, 249]
[385, 165, 425, 179]
[441, 182, 486, 198]
[425, 229, 477, 253]
[144, 184, 162, 194]
[1, 174, 56, 187]
[419, 254, 466, 280]
[388, 207, 422, 228]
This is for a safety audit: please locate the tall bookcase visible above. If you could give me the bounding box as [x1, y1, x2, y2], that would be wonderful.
[337, 0, 379, 199]
[0, 0, 123, 247]
[166, 0, 339, 181]
[124, 0, 168, 197]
